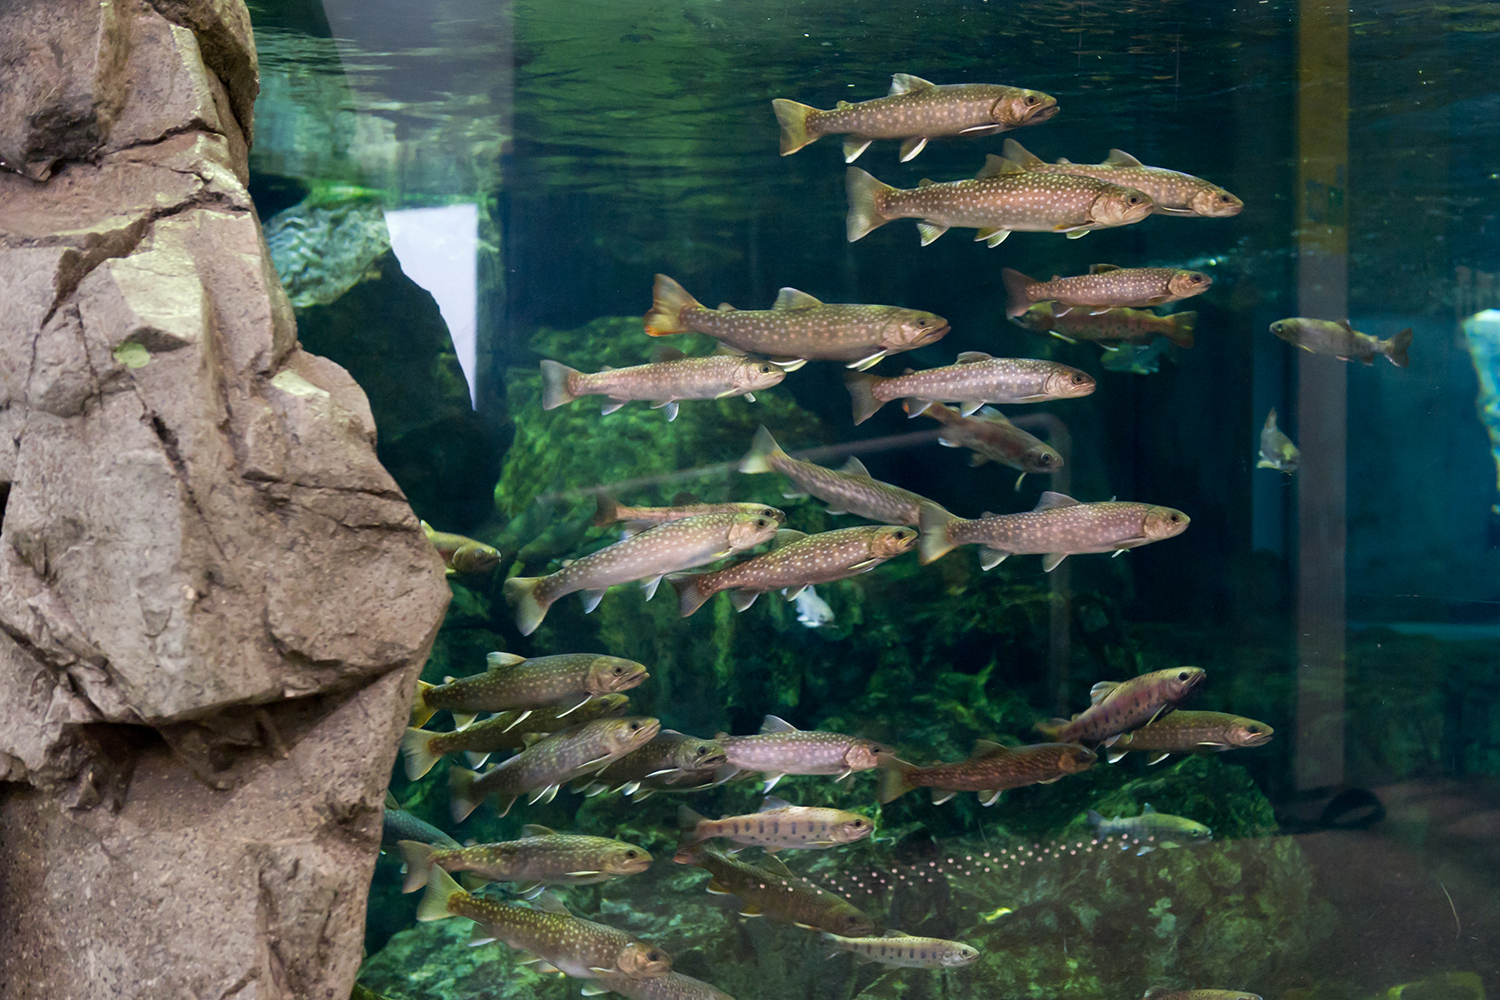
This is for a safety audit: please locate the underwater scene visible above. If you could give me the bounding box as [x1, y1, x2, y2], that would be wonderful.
[244, 2, 1500, 1000]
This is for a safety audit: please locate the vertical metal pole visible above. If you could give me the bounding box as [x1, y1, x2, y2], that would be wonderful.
[1294, 0, 1349, 791]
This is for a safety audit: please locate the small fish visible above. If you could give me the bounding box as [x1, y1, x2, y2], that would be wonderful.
[714, 715, 893, 791]
[1141, 989, 1261, 1000]
[1270, 317, 1412, 367]
[593, 492, 784, 538]
[915, 402, 1062, 489]
[844, 352, 1094, 424]
[539, 349, 785, 423]
[1103, 710, 1274, 765]
[773, 73, 1057, 163]
[795, 586, 834, 628]
[1000, 139, 1243, 217]
[670, 526, 916, 617]
[504, 511, 781, 635]
[382, 791, 460, 851]
[739, 427, 932, 526]
[1002, 264, 1212, 319]
[847, 156, 1154, 246]
[685, 846, 875, 936]
[1100, 337, 1172, 375]
[644, 274, 949, 371]
[876, 740, 1096, 806]
[580, 730, 729, 799]
[399, 825, 651, 894]
[1012, 301, 1197, 348]
[1256, 408, 1299, 473]
[1088, 802, 1213, 840]
[917, 493, 1190, 571]
[448, 717, 661, 820]
[1035, 667, 1206, 746]
[979, 907, 1013, 923]
[677, 796, 873, 855]
[410, 652, 648, 731]
[584, 972, 737, 1000]
[416, 868, 671, 979]
[423, 522, 502, 575]
[401, 694, 632, 778]
[823, 929, 980, 969]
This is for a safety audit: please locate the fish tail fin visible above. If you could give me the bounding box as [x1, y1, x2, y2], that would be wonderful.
[675, 805, 707, 859]
[415, 865, 466, 922]
[1086, 809, 1104, 829]
[410, 680, 438, 728]
[398, 840, 437, 894]
[739, 426, 783, 474]
[448, 766, 485, 824]
[876, 763, 915, 805]
[644, 273, 703, 336]
[1034, 718, 1067, 740]
[401, 726, 445, 780]
[771, 99, 820, 155]
[669, 574, 714, 618]
[592, 491, 624, 527]
[1166, 311, 1196, 349]
[1386, 327, 1413, 367]
[1001, 268, 1037, 320]
[538, 360, 581, 410]
[843, 370, 889, 425]
[917, 501, 959, 564]
[503, 576, 549, 636]
[845, 167, 894, 242]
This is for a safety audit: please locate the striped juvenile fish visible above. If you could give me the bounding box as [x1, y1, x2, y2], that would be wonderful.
[684, 846, 875, 936]
[401, 694, 632, 779]
[1035, 667, 1206, 746]
[410, 652, 648, 730]
[847, 156, 1153, 246]
[1002, 265, 1212, 319]
[1103, 710, 1274, 764]
[677, 797, 873, 855]
[399, 824, 651, 894]
[539, 349, 785, 423]
[876, 740, 1096, 806]
[1088, 802, 1212, 840]
[1256, 409, 1299, 474]
[823, 930, 980, 969]
[739, 427, 931, 526]
[917, 493, 1190, 571]
[382, 792, 460, 851]
[1013, 301, 1197, 349]
[448, 717, 661, 820]
[772, 73, 1057, 163]
[1270, 317, 1412, 367]
[585, 972, 736, 1000]
[1001, 139, 1243, 217]
[579, 730, 728, 799]
[594, 492, 784, 538]
[504, 511, 781, 635]
[644, 274, 949, 371]
[844, 351, 1094, 424]
[423, 522, 502, 575]
[916, 402, 1062, 489]
[670, 526, 916, 617]
[417, 868, 672, 979]
[715, 715, 893, 791]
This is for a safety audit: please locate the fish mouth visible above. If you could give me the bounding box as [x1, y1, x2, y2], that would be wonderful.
[1238, 730, 1274, 747]
[911, 322, 950, 346]
[1024, 103, 1060, 124]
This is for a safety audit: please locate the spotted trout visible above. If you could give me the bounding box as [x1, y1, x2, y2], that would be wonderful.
[773, 73, 1057, 163]
[1142, 989, 1261, 1000]
[682, 846, 875, 936]
[1012, 301, 1196, 349]
[579, 730, 728, 799]
[382, 792, 460, 851]
[1270, 317, 1412, 367]
[739, 427, 932, 526]
[423, 522, 502, 575]
[593, 492, 784, 538]
[1001, 139, 1243, 217]
[1102, 710, 1274, 764]
[1088, 802, 1212, 840]
[1035, 667, 1206, 746]
[399, 824, 651, 894]
[403, 693, 633, 779]
[876, 740, 1096, 806]
[677, 796, 873, 854]
[539, 349, 785, 423]
[1003, 264, 1212, 319]
[411, 652, 648, 731]
[844, 351, 1094, 424]
[586, 972, 737, 1000]
[822, 930, 980, 968]
[715, 714, 892, 791]
[915, 403, 1062, 489]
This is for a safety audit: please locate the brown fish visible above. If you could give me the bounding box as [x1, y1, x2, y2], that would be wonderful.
[402, 693, 632, 779]
[670, 525, 916, 617]
[1256, 408, 1299, 474]
[772, 73, 1057, 163]
[539, 349, 785, 423]
[382, 791, 461, 851]
[1035, 667, 1206, 746]
[876, 740, 1096, 805]
[822, 930, 980, 968]
[844, 351, 1094, 424]
[739, 427, 931, 526]
[399, 824, 651, 894]
[643, 274, 949, 371]
[504, 510, 781, 635]
[1142, 989, 1261, 1000]
[1270, 317, 1412, 367]
[915, 402, 1062, 489]
[423, 521, 502, 575]
[917, 493, 1190, 571]
[683, 846, 875, 936]
[1013, 301, 1196, 349]
[714, 714, 892, 791]
[1002, 264, 1212, 319]
[579, 730, 728, 799]
[593, 492, 784, 538]
[677, 796, 873, 854]
[410, 652, 648, 730]
[1001, 139, 1243, 217]
[1102, 710, 1274, 764]
[847, 156, 1154, 246]
[585, 972, 737, 1000]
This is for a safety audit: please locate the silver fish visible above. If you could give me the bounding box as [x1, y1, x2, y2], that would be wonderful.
[539, 349, 785, 422]
[714, 714, 892, 791]
[739, 427, 931, 526]
[794, 586, 835, 628]
[1256, 408, 1299, 473]
[1003, 264, 1212, 319]
[915, 402, 1061, 489]
[677, 796, 873, 854]
[823, 930, 981, 969]
[844, 351, 1094, 424]
[1270, 317, 1412, 367]
[1036, 667, 1206, 745]
[1001, 139, 1243, 217]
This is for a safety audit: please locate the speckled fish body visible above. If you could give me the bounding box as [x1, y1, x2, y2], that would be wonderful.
[540, 354, 785, 421]
[423, 522, 502, 574]
[593, 493, 785, 537]
[590, 972, 737, 1000]
[382, 795, 460, 850]
[739, 427, 931, 526]
[448, 717, 661, 821]
[876, 740, 1096, 805]
[399, 825, 651, 893]
[671, 526, 916, 617]
[583, 731, 729, 796]
[1013, 301, 1196, 349]
[687, 847, 875, 936]
[1088, 802, 1213, 839]
[412, 653, 648, 727]
[644, 274, 949, 370]
[1256, 409, 1299, 474]
[402, 694, 631, 779]
[678, 796, 873, 853]
[917, 402, 1062, 482]
[1104, 710, 1274, 764]
[1036, 667, 1206, 746]
[847, 156, 1154, 246]
[1001, 139, 1243, 217]
[773, 74, 1057, 161]
[845, 351, 1094, 424]
[917, 493, 1190, 570]
[1002, 265, 1212, 319]
[1143, 989, 1261, 1000]
[715, 715, 892, 788]
[1270, 317, 1412, 367]
[823, 930, 980, 968]
[504, 511, 782, 635]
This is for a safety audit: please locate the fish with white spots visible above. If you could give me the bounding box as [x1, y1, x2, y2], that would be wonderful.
[540, 348, 785, 422]
[714, 714, 893, 791]
[844, 352, 1094, 425]
[1002, 264, 1212, 319]
[739, 427, 933, 526]
[677, 797, 873, 855]
[913, 402, 1062, 489]
[1000, 139, 1243, 217]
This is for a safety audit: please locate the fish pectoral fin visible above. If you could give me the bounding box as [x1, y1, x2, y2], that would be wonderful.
[713, 387, 740, 399]
[1105, 751, 1126, 763]
[527, 783, 562, 805]
[761, 772, 785, 792]
[587, 967, 619, 975]
[738, 905, 763, 917]
[769, 356, 809, 371]
[1036, 775, 1065, 784]
[643, 768, 680, 779]
[916, 221, 950, 246]
[554, 695, 592, 718]
[1041, 552, 1069, 572]
[899, 136, 929, 161]
[978, 789, 1002, 806]
[1064, 229, 1091, 239]
[1148, 753, 1171, 765]
[745, 392, 756, 402]
[706, 880, 734, 895]
[499, 709, 533, 733]
[847, 351, 888, 371]
[842, 137, 874, 163]
[620, 781, 641, 795]
[782, 491, 809, 500]
[1047, 330, 1078, 344]
[564, 870, 602, 877]
[581, 985, 610, 997]
[834, 769, 853, 781]
[846, 559, 881, 572]
[959, 400, 984, 416]
[930, 790, 958, 806]
[959, 123, 1004, 136]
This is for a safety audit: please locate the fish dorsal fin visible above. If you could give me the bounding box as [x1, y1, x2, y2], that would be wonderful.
[772, 529, 808, 548]
[716, 303, 738, 312]
[1034, 491, 1081, 511]
[836, 99, 853, 110]
[759, 852, 795, 877]
[1089, 680, 1120, 705]
[487, 651, 526, 668]
[973, 739, 1011, 757]
[1088, 263, 1124, 274]
[975, 154, 1024, 180]
[521, 823, 557, 837]
[773, 287, 823, 310]
[759, 715, 800, 735]
[955, 351, 993, 364]
[916, 178, 935, 187]
[1104, 149, 1144, 168]
[712, 343, 748, 358]
[838, 455, 871, 477]
[385, 791, 401, 810]
[889, 73, 936, 95]
[1142, 802, 1156, 814]
[980, 511, 996, 519]
[533, 891, 571, 915]
[650, 346, 687, 364]
[881, 929, 908, 938]
[1338, 319, 1355, 332]
[673, 491, 704, 505]
[759, 795, 792, 812]
[1002, 138, 1045, 166]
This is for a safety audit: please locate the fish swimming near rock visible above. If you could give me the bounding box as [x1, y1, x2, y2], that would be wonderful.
[847, 156, 1154, 246]
[382, 791, 461, 851]
[417, 868, 672, 979]
[403, 693, 633, 778]
[1002, 264, 1212, 319]
[504, 510, 781, 635]
[1256, 408, 1299, 473]
[1102, 710, 1274, 764]
[423, 522, 502, 575]
[875, 740, 1096, 806]
[917, 493, 1190, 571]
[1034, 667, 1206, 746]
[1270, 317, 1412, 367]
[715, 715, 893, 792]
[644, 274, 950, 371]
[773, 73, 1058, 162]
[999, 139, 1243, 217]
[914, 402, 1062, 489]
[739, 427, 932, 526]
[1012, 301, 1197, 348]
[1100, 337, 1172, 375]
[584, 972, 737, 1000]
[677, 797, 873, 855]
[682, 845, 875, 936]
[410, 652, 649, 731]
[844, 353, 1094, 424]
[399, 825, 651, 895]
[823, 930, 981, 968]
[1087, 802, 1213, 840]
[539, 349, 785, 423]
[577, 730, 729, 799]
[670, 525, 916, 617]
[593, 492, 785, 538]
[795, 586, 835, 628]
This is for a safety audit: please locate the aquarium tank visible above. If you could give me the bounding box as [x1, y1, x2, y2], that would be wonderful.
[244, 1, 1498, 998]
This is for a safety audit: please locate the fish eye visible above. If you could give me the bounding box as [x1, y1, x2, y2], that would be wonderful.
[1037, 454, 1054, 467]
[624, 850, 639, 858]
[629, 721, 642, 730]
[1024, 95, 1039, 105]
[759, 364, 773, 373]
[1219, 194, 1233, 202]
[613, 665, 625, 674]
[1178, 670, 1191, 681]
[756, 518, 770, 528]
[1169, 513, 1181, 522]
[647, 951, 661, 961]
[1128, 195, 1143, 205]
[1071, 372, 1089, 383]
